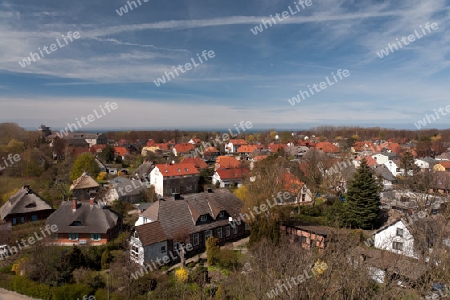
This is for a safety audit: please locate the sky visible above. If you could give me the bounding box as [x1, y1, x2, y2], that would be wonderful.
[0, 0, 449, 131]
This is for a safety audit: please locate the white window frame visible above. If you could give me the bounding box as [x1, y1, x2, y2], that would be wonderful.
[193, 233, 199, 246]
[396, 228, 403, 237]
[69, 233, 79, 241]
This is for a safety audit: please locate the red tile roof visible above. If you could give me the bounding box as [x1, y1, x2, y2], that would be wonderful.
[215, 156, 241, 169]
[269, 144, 287, 153]
[181, 158, 208, 169]
[253, 155, 268, 161]
[90, 144, 106, 153]
[237, 145, 260, 153]
[174, 143, 195, 154]
[316, 142, 340, 153]
[114, 147, 128, 157]
[146, 140, 155, 147]
[439, 161, 450, 169]
[204, 147, 219, 153]
[229, 139, 247, 145]
[155, 143, 169, 150]
[281, 172, 304, 194]
[155, 163, 200, 177]
[216, 168, 249, 180]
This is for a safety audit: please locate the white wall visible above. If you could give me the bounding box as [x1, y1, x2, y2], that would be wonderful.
[372, 154, 389, 165]
[374, 220, 417, 259]
[150, 167, 164, 197]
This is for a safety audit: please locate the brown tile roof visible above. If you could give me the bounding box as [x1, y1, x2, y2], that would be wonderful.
[181, 158, 208, 169]
[155, 163, 200, 177]
[216, 168, 249, 180]
[281, 172, 304, 194]
[0, 186, 53, 220]
[137, 189, 244, 240]
[70, 173, 100, 190]
[439, 161, 450, 169]
[204, 147, 219, 153]
[135, 221, 167, 246]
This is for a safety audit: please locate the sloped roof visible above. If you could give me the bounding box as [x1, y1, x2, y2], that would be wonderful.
[281, 172, 304, 194]
[237, 145, 260, 153]
[135, 221, 167, 246]
[215, 156, 241, 168]
[439, 161, 450, 169]
[137, 189, 244, 241]
[46, 201, 119, 234]
[204, 147, 219, 153]
[372, 165, 396, 181]
[315, 142, 340, 153]
[70, 173, 99, 190]
[173, 143, 195, 153]
[268, 144, 287, 153]
[228, 139, 247, 145]
[216, 168, 249, 180]
[134, 161, 154, 178]
[182, 158, 208, 169]
[0, 186, 52, 220]
[155, 163, 200, 177]
[114, 147, 128, 156]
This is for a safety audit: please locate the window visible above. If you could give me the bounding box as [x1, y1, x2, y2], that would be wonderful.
[69, 233, 79, 241]
[393, 242, 403, 251]
[160, 246, 166, 253]
[90, 233, 101, 241]
[245, 223, 249, 231]
[31, 215, 38, 222]
[193, 233, 199, 246]
[131, 245, 139, 259]
[12, 218, 16, 225]
[20, 217, 24, 223]
[301, 236, 307, 244]
[396, 228, 403, 237]
[217, 227, 222, 239]
[233, 226, 238, 235]
[200, 215, 207, 222]
[218, 211, 225, 218]
[204, 230, 212, 243]
[225, 226, 230, 237]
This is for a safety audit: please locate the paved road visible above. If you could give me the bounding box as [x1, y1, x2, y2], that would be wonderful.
[0, 288, 40, 300]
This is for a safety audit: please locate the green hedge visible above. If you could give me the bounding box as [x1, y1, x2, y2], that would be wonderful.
[10, 276, 94, 300]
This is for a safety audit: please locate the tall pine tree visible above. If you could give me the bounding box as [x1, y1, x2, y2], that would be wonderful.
[344, 158, 381, 229]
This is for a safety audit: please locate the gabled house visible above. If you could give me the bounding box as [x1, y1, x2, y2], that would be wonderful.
[281, 172, 312, 204]
[212, 167, 249, 188]
[46, 199, 121, 246]
[315, 142, 340, 154]
[172, 143, 195, 156]
[114, 147, 129, 160]
[225, 139, 247, 153]
[149, 163, 200, 197]
[384, 160, 402, 177]
[372, 165, 397, 190]
[373, 219, 418, 259]
[70, 173, 100, 201]
[415, 158, 431, 171]
[215, 156, 241, 170]
[130, 189, 249, 265]
[104, 177, 148, 204]
[181, 158, 208, 171]
[0, 186, 53, 225]
[237, 145, 261, 160]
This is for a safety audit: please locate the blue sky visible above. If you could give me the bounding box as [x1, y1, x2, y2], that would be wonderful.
[0, 0, 449, 131]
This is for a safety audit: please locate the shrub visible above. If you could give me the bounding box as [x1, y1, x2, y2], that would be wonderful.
[206, 237, 220, 266]
[216, 250, 238, 269]
[175, 267, 189, 283]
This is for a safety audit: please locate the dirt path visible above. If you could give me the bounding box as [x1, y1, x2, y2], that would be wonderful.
[0, 288, 40, 300]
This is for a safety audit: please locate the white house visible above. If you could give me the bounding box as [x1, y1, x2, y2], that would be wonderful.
[384, 160, 401, 177]
[373, 219, 418, 259]
[130, 221, 168, 265]
[371, 153, 389, 165]
[415, 159, 430, 170]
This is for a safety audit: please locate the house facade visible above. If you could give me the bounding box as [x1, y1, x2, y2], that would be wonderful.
[46, 199, 121, 246]
[149, 163, 200, 197]
[373, 219, 418, 259]
[212, 168, 249, 188]
[70, 173, 100, 201]
[130, 189, 249, 265]
[0, 186, 54, 225]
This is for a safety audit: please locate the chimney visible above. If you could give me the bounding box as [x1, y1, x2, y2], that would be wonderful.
[173, 193, 181, 200]
[72, 199, 77, 212]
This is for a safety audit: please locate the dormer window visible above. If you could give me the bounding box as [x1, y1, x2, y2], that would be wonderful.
[200, 215, 207, 222]
[218, 211, 225, 218]
[25, 202, 37, 208]
[70, 220, 83, 226]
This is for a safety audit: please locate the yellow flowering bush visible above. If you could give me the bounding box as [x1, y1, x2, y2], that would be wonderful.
[175, 267, 189, 283]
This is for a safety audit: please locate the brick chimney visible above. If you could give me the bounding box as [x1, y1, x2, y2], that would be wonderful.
[72, 199, 77, 212]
